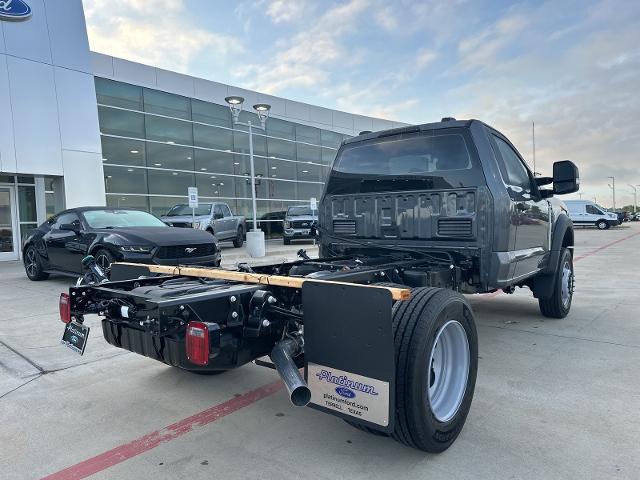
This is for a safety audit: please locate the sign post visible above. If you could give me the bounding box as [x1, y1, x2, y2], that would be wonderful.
[188, 187, 198, 228]
[310, 197, 317, 246]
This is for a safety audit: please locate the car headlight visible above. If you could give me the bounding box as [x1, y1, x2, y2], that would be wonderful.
[120, 246, 153, 253]
[284, 221, 290, 229]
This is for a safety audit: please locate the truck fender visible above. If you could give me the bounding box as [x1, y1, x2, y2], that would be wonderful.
[532, 214, 573, 299]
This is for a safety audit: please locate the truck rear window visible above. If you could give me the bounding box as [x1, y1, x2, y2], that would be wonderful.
[333, 134, 471, 176]
[326, 132, 478, 194]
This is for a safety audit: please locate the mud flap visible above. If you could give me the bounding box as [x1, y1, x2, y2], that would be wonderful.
[302, 282, 395, 433]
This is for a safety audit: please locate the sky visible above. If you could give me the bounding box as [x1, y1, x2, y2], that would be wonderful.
[82, 0, 640, 208]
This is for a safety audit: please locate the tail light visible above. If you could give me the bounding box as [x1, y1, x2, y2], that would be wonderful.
[186, 321, 210, 366]
[59, 293, 71, 324]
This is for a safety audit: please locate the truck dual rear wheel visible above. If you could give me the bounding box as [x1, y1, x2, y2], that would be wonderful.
[538, 247, 573, 318]
[346, 287, 478, 452]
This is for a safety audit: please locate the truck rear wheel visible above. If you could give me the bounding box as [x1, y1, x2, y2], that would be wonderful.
[538, 247, 573, 318]
[232, 226, 244, 248]
[345, 286, 478, 452]
[391, 287, 478, 452]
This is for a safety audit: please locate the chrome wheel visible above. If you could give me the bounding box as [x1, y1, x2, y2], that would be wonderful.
[428, 320, 470, 422]
[25, 248, 38, 277]
[561, 260, 573, 309]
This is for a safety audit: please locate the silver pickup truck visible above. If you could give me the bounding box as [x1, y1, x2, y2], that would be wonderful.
[161, 202, 246, 247]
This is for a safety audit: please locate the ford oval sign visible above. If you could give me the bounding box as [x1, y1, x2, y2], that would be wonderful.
[335, 386, 356, 399]
[0, 0, 32, 21]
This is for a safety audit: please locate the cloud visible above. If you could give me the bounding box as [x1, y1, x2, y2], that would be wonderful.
[83, 0, 243, 73]
[234, 0, 368, 94]
[265, 0, 308, 23]
[416, 49, 437, 68]
[374, 6, 399, 31]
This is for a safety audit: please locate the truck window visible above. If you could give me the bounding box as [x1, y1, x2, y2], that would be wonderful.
[214, 205, 224, 218]
[586, 204, 603, 215]
[221, 204, 232, 217]
[326, 132, 479, 194]
[492, 135, 533, 194]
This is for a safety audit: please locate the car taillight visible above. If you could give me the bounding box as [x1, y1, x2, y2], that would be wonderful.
[59, 293, 71, 324]
[186, 321, 209, 366]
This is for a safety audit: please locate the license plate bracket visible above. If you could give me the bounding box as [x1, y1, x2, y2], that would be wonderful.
[61, 321, 90, 355]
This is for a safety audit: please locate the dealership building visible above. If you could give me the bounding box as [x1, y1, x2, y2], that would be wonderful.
[0, 0, 402, 261]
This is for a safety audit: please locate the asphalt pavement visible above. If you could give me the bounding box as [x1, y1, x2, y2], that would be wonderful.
[0, 228, 638, 480]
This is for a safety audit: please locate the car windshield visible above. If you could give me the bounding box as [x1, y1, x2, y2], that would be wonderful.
[287, 206, 313, 216]
[83, 209, 167, 228]
[165, 204, 212, 216]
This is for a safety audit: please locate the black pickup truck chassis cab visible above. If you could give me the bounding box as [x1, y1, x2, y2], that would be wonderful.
[62, 119, 579, 453]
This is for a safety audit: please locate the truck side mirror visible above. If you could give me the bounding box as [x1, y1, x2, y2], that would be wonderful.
[552, 160, 579, 195]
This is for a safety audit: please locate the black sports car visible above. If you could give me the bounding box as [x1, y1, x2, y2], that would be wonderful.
[22, 207, 221, 281]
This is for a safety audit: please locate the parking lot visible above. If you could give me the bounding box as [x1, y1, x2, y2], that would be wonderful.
[1, 226, 639, 480]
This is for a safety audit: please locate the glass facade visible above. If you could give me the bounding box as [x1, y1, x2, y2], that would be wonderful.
[96, 78, 348, 232]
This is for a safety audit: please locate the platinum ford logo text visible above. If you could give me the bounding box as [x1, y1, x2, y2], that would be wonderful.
[315, 369, 378, 395]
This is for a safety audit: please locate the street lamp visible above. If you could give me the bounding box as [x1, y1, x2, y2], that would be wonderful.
[629, 184, 639, 213]
[225, 96, 271, 257]
[607, 176, 616, 210]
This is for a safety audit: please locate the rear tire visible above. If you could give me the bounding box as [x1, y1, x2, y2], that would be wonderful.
[596, 220, 609, 230]
[24, 245, 49, 281]
[232, 227, 244, 248]
[539, 247, 573, 318]
[345, 285, 478, 453]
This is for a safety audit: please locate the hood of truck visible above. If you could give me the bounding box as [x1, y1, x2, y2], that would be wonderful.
[320, 189, 487, 244]
[161, 215, 209, 224]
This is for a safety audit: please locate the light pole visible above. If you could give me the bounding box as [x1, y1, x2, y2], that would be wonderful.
[225, 96, 271, 257]
[607, 176, 616, 210]
[629, 184, 638, 213]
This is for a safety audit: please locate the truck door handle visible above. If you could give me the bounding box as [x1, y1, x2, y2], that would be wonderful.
[516, 202, 530, 212]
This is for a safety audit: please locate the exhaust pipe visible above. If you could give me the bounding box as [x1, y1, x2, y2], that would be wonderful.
[270, 337, 311, 407]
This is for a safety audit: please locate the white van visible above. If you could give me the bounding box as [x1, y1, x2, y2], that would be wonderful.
[564, 200, 620, 230]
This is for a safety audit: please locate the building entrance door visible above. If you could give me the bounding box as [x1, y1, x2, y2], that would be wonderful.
[0, 186, 19, 261]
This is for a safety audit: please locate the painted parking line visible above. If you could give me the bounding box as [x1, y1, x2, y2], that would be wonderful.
[41, 380, 283, 480]
[573, 231, 640, 262]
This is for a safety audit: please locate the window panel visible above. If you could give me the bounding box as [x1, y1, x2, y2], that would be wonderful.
[321, 147, 336, 165]
[194, 149, 235, 175]
[143, 88, 191, 119]
[195, 173, 237, 198]
[145, 115, 193, 145]
[149, 196, 184, 217]
[18, 186, 36, 222]
[268, 158, 297, 181]
[296, 143, 322, 164]
[267, 137, 296, 160]
[106, 195, 149, 211]
[104, 166, 148, 194]
[193, 123, 233, 150]
[234, 175, 268, 199]
[266, 118, 295, 140]
[146, 142, 194, 171]
[95, 78, 143, 110]
[233, 130, 267, 156]
[98, 106, 145, 138]
[267, 179, 296, 200]
[296, 162, 323, 183]
[191, 100, 232, 128]
[296, 124, 320, 145]
[233, 154, 267, 177]
[17, 176, 34, 184]
[147, 170, 194, 196]
[321, 129, 343, 148]
[297, 182, 323, 201]
[0, 175, 14, 183]
[101, 136, 145, 166]
[20, 223, 38, 242]
[493, 135, 532, 192]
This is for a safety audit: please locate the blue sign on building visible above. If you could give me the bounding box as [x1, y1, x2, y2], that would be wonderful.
[0, 0, 32, 21]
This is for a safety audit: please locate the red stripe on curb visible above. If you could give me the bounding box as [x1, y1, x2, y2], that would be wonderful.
[573, 231, 640, 262]
[41, 380, 284, 480]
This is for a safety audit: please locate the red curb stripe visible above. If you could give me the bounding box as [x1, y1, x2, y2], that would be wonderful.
[41, 379, 284, 480]
[573, 231, 640, 262]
